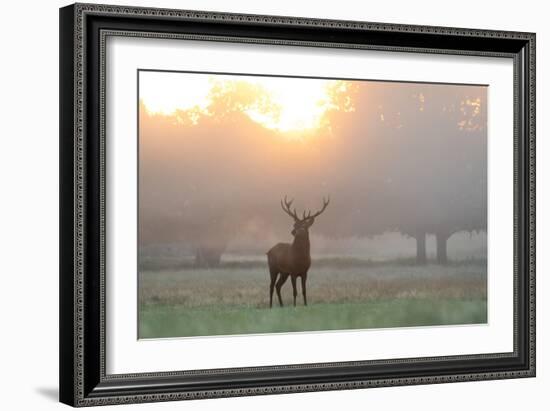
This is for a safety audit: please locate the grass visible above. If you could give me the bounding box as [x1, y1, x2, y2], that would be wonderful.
[139, 299, 487, 338]
[138, 259, 487, 338]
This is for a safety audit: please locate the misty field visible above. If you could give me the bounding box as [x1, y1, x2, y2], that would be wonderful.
[138, 258, 487, 338]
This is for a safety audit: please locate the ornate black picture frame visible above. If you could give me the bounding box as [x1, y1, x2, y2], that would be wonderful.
[59, 3, 535, 406]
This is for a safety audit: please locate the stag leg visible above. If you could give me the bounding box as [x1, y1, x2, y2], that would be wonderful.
[269, 269, 279, 308]
[291, 276, 298, 307]
[301, 275, 308, 306]
[275, 273, 289, 307]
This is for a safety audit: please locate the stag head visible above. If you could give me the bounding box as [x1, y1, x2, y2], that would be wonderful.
[280, 195, 330, 236]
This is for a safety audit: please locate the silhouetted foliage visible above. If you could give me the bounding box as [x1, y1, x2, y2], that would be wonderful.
[139, 77, 486, 266]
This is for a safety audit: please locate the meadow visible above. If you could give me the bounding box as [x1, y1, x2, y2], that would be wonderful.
[138, 258, 487, 338]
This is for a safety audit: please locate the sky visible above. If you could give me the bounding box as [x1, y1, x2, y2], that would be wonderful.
[139, 71, 357, 134]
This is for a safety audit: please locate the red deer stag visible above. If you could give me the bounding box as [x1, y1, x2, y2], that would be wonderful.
[267, 196, 330, 308]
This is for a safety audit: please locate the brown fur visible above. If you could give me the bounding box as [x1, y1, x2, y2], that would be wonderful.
[267, 196, 329, 307]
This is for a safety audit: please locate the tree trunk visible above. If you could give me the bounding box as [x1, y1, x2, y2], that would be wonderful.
[415, 232, 427, 264]
[436, 232, 450, 265]
[194, 245, 224, 268]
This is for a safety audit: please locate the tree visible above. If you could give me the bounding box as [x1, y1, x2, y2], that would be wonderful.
[374, 84, 487, 263]
[139, 76, 487, 266]
[319, 81, 487, 263]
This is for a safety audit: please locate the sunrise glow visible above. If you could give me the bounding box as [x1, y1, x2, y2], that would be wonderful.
[139, 72, 351, 133]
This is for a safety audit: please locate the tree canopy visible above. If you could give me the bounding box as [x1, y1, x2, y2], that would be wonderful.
[139, 75, 487, 265]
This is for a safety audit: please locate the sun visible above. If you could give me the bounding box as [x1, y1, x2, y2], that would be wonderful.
[239, 77, 340, 133]
[139, 72, 352, 134]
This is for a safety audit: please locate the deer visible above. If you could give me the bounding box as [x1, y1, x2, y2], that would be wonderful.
[267, 196, 330, 308]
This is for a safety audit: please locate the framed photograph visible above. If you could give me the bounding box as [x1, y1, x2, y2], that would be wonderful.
[59, 3, 536, 406]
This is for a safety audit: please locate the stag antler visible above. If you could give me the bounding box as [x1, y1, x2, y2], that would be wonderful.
[308, 196, 330, 219]
[280, 195, 300, 222]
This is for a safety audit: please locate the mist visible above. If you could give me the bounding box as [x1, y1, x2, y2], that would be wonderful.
[138, 73, 487, 267]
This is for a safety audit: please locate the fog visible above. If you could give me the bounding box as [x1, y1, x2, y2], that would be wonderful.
[138, 73, 487, 266]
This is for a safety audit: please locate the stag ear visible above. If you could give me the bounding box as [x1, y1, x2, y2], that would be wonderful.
[306, 217, 315, 227]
